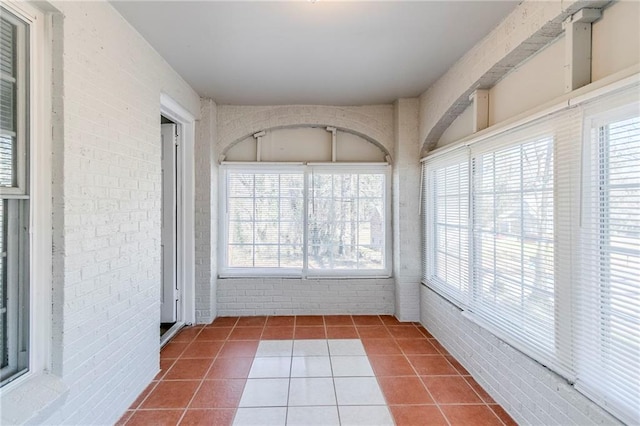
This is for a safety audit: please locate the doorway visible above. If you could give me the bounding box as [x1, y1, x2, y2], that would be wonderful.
[160, 115, 180, 342]
[159, 94, 196, 347]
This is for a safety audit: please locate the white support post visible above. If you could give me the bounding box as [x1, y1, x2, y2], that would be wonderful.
[253, 131, 265, 162]
[327, 126, 337, 162]
[469, 89, 489, 133]
[563, 8, 602, 93]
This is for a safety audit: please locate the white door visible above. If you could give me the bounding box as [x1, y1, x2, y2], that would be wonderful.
[161, 123, 178, 322]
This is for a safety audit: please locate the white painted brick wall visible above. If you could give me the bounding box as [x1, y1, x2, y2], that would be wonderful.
[217, 278, 395, 316]
[419, 0, 588, 153]
[420, 285, 621, 425]
[214, 105, 402, 317]
[217, 105, 395, 158]
[393, 99, 421, 321]
[46, 1, 200, 424]
[195, 98, 218, 323]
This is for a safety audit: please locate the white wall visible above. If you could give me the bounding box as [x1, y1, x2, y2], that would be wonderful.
[40, 2, 200, 424]
[195, 98, 218, 323]
[436, 1, 640, 148]
[421, 1, 639, 425]
[216, 104, 398, 316]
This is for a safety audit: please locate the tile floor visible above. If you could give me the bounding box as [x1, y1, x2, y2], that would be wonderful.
[117, 315, 517, 426]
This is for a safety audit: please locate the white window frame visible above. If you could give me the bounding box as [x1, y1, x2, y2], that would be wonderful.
[421, 73, 640, 425]
[0, 0, 52, 391]
[219, 162, 391, 278]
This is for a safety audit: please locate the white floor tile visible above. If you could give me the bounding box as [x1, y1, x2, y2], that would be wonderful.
[330, 356, 374, 377]
[327, 339, 366, 356]
[256, 340, 294, 357]
[338, 405, 394, 426]
[288, 378, 337, 406]
[286, 406, 340, 426]
[233, 407, 288, 426]
[239, 378, 290, 407]
[293, 340, 329, 356]
[291, 356, 332, 377]
[333, 377, 386, 406]
[248, 357, 292, 378]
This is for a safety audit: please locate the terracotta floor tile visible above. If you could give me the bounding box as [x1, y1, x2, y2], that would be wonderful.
[208, 317, 239, 327]
[115, 410, 134, 426]
[266, 316, 295, 327]
[236, 316, 267, 327]
[294, 326, 326, 339]
[140, 380, 200, 409]
[129, 382, 158, 409]
[352, 315, 383, 326]
[430, 340, 451, 356]
[361, 338, 403, 355]
[295, 315, 325, 326]
[445, 355, 470, 375]
[465, 377, 495, 403]
[196, 327, 232, 341]
[357, 326, 392, 339]
[164, 358, 213, 380]
[181, 341, 223, 359]
[218, 341, 259, 358]
[369, 355, 416, 376]
[261, 326, 294, 340]
[387, 326, 426, 339]
[161, 342, 189, 359]
[323, 315, 354, 326]
[326, 326, 358, 339]
[408, 355, 458, 376]
[171, 327, 202, 343]
[154, 359, 175, 381]
[440, 405, 503, 426]
[489, 404, 518, 426]
[396, 338, 439, 355]
[390, 405, 448, 426]
[126, 409, 184, 426]
[207, 357, 253, 379]
[179, 409, 235, 426]
[379, 315, 404, 326]
[378, 376, 434, 404]
[190, 379, 246, 409]
[422, 376, 483, 404]
[228, 327, 263, 340]
[416, 325, 434, 338]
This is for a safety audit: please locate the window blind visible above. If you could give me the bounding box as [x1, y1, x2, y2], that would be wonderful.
[575, 92, 640, 425]
[423, 149, 470, 305]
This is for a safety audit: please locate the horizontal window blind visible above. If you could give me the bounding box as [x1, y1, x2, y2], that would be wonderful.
[423, 149, 470, 305]
[421, 81, 639, 424]
[576, 92, 640, 425]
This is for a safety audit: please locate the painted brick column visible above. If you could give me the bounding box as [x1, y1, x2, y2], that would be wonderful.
[195, 98, 218, 323]
[393, 99, 421, 321]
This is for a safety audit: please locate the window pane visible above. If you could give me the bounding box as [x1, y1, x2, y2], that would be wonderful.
[0, 15, 17, 188]
[225, 171, 304, 270]
[0, 135, 15, 187]
[308, 171, 386, 272]
[472, 136, 554, 351]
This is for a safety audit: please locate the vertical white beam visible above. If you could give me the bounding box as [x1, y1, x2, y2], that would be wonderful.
[563, 8, 601, 93]
[327, 126, 337, 162]
[469, 89, 489, 132]
[253, 131, 265, 162]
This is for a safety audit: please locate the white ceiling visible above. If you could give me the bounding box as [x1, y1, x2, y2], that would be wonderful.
[112, 1, 520, 105]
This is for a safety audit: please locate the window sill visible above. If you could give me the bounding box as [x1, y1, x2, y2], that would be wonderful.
[0, 372, 69, 425]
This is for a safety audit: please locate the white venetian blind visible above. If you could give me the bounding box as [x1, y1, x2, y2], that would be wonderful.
[423, 149, 470, 305]
[575, 91, 640, 425]
[467, 109, 581, 367]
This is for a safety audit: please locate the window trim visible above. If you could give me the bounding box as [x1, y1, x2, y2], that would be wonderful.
[421, 74, 640, 425]
[219, 162, 391, 278]
[0, 0, 52, 392]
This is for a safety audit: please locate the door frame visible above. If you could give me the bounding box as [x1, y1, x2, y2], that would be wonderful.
[160, 94, 196, 332]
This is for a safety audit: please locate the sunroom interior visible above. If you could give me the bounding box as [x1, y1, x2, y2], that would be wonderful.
[0, 1, 638, 425]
